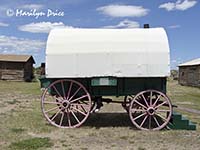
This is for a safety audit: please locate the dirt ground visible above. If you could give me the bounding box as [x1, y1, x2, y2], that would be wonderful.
[0, 80, 200, 150]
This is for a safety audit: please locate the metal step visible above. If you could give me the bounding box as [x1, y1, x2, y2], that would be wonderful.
[168, 112, 196, 130]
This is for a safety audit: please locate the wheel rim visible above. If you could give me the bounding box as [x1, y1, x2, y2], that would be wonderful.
[129, 90, 172, 131]
[41, 79, 91, 128]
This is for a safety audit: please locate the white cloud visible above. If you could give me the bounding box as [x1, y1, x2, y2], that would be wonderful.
[0, 35, 45, 54]
[176, 0, 197, 10]
[0, 22, 9, 27]
[19, 4, 44, 10]
[18, 22, 74, 33]
[97, 4, 149, 17]
[159, 0, 197, 11]
[159, 2, 175, 11]
[168, 25, 181, 29]
[103, 19, 140, 29]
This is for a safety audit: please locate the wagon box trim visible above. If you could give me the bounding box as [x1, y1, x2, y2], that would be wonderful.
[91, 77, 117, 86]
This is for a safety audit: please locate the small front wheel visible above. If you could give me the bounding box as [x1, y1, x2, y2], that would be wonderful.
[129, 90, 172, 130]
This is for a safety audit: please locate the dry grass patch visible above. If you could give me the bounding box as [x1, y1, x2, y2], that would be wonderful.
[0, 80, 200, 150]
[9, 137, 53, 150]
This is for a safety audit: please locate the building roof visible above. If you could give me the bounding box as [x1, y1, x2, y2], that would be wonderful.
[0, 54, 35, 64]
[179, 58, 200, 67]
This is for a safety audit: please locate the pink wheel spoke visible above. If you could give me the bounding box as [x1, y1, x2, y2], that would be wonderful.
[141, 94, 149, 107]
[44, 101, 60, 105]
[153, 95, 161, 107]
[140, 115, 148, 127]
[59, 112, 64, 126]
[71, 103, 89, 107]
[133, 112, 146, 121]
[79, 100, 90, 105]
[134, 100, 147, 109]
[131, 108, 146, 113]
[61, 81, 66, 99]
[72, 107, 87, 116]
[156, 109, 170, 112]
[71, 110, 80, 123]
[68, 87, 81, 101]
[51, 109, 61, 121]
[67, 82, 73, 100]
[75, 102, 88, 114]
[66, 109, 71, 127]
[45, 106, 60, 113]
[149, 116, 151, 129]
[70, 95, 88, 103]
[54, 97, 63, 102]
[52, 85, 63, 98]
[150, 91, 153, 106]
[156, 113, 167, 122]
[71, 104, 90, 113]
[153, 116, 160, 127]
[155, 101, 167, 109]
[80, 105, 88, 114]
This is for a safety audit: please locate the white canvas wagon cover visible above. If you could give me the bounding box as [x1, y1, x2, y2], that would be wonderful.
[46, 28, 170, 78]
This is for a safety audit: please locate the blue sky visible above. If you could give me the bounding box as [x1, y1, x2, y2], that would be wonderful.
[0, 0, 199, 69]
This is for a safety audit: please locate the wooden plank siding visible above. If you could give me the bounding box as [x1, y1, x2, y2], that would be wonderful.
[179, 65, 200, 87]
[0, 62, 24, 81]
[0, 55, 35, 81]
[1, 69, 24, 80]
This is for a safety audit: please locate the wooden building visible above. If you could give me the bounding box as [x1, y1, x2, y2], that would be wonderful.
[178, 58, 200, 87]
[0, 54, 35, 81]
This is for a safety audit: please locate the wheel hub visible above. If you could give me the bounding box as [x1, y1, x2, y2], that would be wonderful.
[62, 100, 70, 109]
[147, 107, 155, 116]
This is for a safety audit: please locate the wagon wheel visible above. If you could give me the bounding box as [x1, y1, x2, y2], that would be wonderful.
[129, 90, 172, 131]
[41, 79, 92, 128]
[123, 95, 132, 112]
[123, 95, 143, 112]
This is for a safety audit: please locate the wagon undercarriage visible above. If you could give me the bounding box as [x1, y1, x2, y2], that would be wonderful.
[41, 78, 173, 130]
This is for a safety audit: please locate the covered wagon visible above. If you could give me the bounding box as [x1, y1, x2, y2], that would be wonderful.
[40, 27, 172, 130]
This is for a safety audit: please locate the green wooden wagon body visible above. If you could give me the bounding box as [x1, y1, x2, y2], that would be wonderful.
[40, 77, 167, 97]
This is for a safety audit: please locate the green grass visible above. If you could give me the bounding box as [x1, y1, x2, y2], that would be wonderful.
[0, 80, 41, 95]
[9, 137, 53, 150]
[6, 99, 20, 105]
[80, 148, 88, 150]
[167, 80, 200, 110]
[138, 147, 146, 150]
[10, 128, 25, 133]
[3, 101, 55, 133]
[119, 135, 129, 140]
